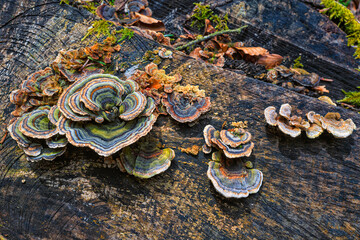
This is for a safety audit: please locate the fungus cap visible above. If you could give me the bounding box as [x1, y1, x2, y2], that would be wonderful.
[79, 78, 124, 113]
[220, 129, 252, 147]
[306, 111, 322, 126]
[58, 74, 137, 122]
[162, 92, 211, 123]
[19, 107, 58, 139]
[27, 147, 66, 162]
[118, 141, 174, 178]
[289, 116, 310, 130]
[202, 144, 212, 154]
[277, 118, 302, 137]
[203, 125, 216, 147]
[207, 159, 263, 198]
[96, 4, 117, 21]
[320, 113, 356, 138]
[7, 116, 32, 148]
[46, 136, 68, 148]
[211, 138, 254, 158]
[119, 92, 147, 121]
[264, 106, 278, 126]
[48, 105, 62, 125]
[158, 48, 173, 59]
[306, 123, 324, 139]
[22, 143, 43, 157]
[58, 114, 158, 157]
[279, 103, 292, 119]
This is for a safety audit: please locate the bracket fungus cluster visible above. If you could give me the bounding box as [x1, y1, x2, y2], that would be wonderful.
[202, 125, 263, 198]
[9, 67, 65, 117]
[7, 37, 212, 179]
[57, 74, 158, 156]
[264, 103, 356, 138]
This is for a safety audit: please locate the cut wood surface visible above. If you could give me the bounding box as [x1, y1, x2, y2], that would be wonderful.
[0, 0, 359, 239]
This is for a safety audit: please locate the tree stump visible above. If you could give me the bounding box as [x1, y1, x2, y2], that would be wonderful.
[0, 0, 359, 239]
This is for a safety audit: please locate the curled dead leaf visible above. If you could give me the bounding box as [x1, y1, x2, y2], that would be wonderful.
[129, 12, 165, 31]
[257, 54, 283, 69]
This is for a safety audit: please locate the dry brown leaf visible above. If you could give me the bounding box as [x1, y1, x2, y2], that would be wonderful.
[233, 47, 269, 56]
[189, 47, 203, 60]
[204, 19, 216, 35]
[257, 54, 283, 69]
[215, 54, 225, 67]
[225, 47, 237, 59]
[129, 12, 165, 31]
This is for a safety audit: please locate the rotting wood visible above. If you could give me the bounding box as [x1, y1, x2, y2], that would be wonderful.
[0, 1, 359, 239]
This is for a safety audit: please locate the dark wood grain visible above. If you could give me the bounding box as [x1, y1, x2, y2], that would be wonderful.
[0, 1, 359, 239]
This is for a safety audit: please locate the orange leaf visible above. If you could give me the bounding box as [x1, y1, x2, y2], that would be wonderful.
[257, 54, 283, 69]
[233, 47, 269, 56]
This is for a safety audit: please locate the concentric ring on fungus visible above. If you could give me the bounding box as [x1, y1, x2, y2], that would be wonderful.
[211, 138, 254, 158]
[219, 129, 252, 148]
[207, 158, 263, 198]
[58, 113, 158, 157]
[19, 107, 58, 139]
[118, 140, 175, 178]
[58, 74, 126, 121]
[162, 92, 211, 123]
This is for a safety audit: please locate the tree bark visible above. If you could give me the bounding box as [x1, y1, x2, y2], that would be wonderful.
[0, 0, 359, 239]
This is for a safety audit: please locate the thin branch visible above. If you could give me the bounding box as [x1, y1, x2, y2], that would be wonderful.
[175, 25, 248, 51]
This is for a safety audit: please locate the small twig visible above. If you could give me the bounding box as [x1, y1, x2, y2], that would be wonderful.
[79, 58, 90, 72]
[0, 131, 8, 146]
[175, 25, 248, 51]
[320, 77, 334, 82]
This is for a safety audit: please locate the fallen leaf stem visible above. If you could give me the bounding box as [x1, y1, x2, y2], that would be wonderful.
[175, 25, 248, 51]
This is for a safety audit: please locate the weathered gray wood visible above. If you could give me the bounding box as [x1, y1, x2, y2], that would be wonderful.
[0, 1, 359, 239]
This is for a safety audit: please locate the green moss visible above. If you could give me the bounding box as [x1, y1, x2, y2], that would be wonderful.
[116, 28, 134, 42]
[338, 87, 360, 107]
[60, 0, 70, 4]
[191, 3, 213, 29]
[82, 20, 114, 41]
[82, 2, 98, 14]
[60, 0, 98, 14]
[190, 2, 229, 31]
[211, 13, 229, 31]
[339, 0, 352, 7]
[292, 56, 304, 68]
[321, 0, 360, 59]
[152, 56, 162, 65]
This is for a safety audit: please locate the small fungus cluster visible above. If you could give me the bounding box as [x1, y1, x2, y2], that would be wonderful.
[128, 62, 211, 122]
[264, 103, 356, 138]
[202, 125, 263, 198]
[96, 0, 165, 32]
[8, 106, 67, 161]
[261, 65, 329, 95]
